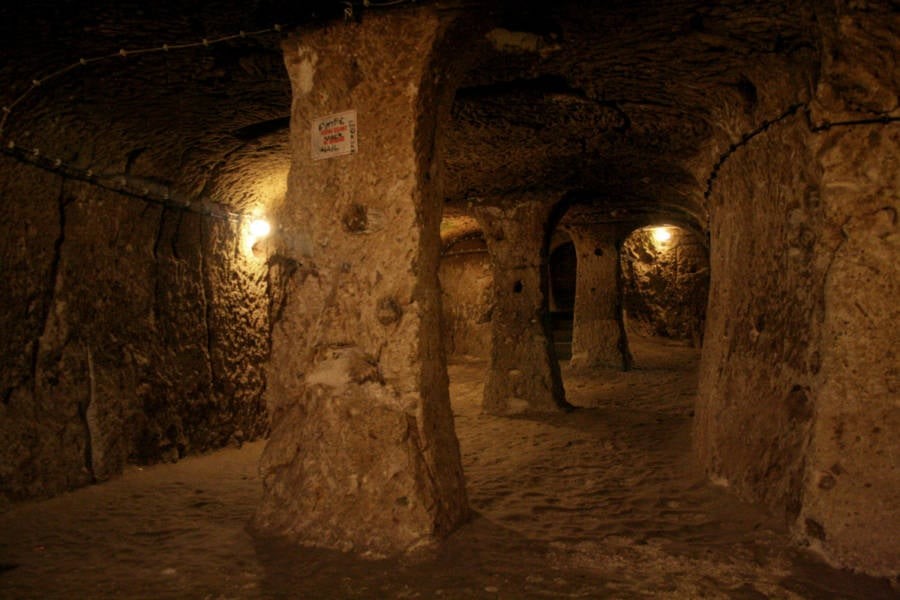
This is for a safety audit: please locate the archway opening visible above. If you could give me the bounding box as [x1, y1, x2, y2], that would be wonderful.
[620, 224, 709, 368]
[547, 233, 577, 360]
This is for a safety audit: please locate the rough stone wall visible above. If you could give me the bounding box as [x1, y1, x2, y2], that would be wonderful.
[0, 88, 268, 499]
[799, 2, 900, 577]
[0, 162, 270, 503]
[0, 0, 287, 505]
[696, 115, 821, 529]
[255, 10, 468, 557]
[439, 242, 492, 359]
[696, 1, 899, 576]
[621, 226, 709, 344]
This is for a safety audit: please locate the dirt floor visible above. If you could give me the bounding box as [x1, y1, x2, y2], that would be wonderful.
[1, 335, 896, 599]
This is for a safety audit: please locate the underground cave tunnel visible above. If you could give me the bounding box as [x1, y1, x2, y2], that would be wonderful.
[1, 0, 898, 597]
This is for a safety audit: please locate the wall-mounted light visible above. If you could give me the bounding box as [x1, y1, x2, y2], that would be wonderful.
[652, 227, 672, 244]
[250, 218, 271, 238]
[244, 216, 273, 257]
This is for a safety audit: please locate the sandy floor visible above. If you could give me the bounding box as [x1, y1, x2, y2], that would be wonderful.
[1, 336, 896, 599]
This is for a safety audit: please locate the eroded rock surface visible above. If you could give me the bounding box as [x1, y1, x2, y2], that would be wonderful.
[255, 11, 468, 556]
[566, 224, 630, 370]
[800, 4, 900, 574]
[0, 0, 287, 502]
[440, 237, 493, 359]
[621, 226, 708, 345]
[695, 1, 899, 577]
[1, 0, 896, 581]
[474, 200, 569, 414]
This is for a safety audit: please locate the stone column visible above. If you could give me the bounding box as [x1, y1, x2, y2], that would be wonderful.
[474, 201, 569, 415]
[566, 224, 631, 370]
[254, 10, 468, 557]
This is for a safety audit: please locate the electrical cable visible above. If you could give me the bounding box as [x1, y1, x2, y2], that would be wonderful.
[0, 1, 417, 217]
[1, 142, 242, 222]
[0, 26, 283, 139]
[704, 104, 900, 205]
[0, 24, 292, 220]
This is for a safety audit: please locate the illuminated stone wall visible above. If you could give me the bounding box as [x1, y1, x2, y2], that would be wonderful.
[439, 239, 493, 359]
[695, 2, 899, 576]
[0, 156, 272, 503]
[0, 3, 279, 503]
[621, 226, 708, 344]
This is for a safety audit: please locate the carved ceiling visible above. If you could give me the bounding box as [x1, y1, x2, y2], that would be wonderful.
[1, 0, 820, 228]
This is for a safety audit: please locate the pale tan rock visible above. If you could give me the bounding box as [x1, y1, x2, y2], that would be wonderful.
[696, 2, 899, 576]
[474, 200, 569, 414]
[566, 224, 630, 370]
[255, 10, 468, 555]
[439, 238, 493, 359]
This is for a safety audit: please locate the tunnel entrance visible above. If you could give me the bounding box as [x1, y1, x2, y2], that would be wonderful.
[620, 225, 709, 354]
[548, 240, 577, 312]
[548, 236, 576, 361]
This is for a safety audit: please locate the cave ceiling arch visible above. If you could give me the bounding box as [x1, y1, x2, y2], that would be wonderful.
[0, 0, 346, 214]
[2, 0, 820, 224]
[439, 0, 821, 232]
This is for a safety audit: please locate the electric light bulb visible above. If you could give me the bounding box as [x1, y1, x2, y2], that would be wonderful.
[250, 218, 271, 238]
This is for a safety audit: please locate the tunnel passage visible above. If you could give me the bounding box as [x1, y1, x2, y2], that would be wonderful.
[436, 0, 899, 577]
[547, 234, 576, 360]
[548, 236, 577, 313]
[0, 0, 896, 579]
[620, 225, 709, 347]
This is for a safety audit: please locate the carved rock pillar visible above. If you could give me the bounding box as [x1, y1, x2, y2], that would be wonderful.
[474, 200, 568, 415]
[255, 10, 468, 557]
[566, 224, 631, 370]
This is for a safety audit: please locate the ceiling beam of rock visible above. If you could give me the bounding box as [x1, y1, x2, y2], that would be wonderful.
[559, 202, 702, 234]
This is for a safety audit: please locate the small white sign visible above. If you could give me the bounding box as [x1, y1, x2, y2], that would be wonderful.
[311, 110, 358, 160]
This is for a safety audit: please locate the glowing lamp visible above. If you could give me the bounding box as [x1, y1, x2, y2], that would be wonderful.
[652, 227, 671, 243]
[250, 218, 271, 238]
